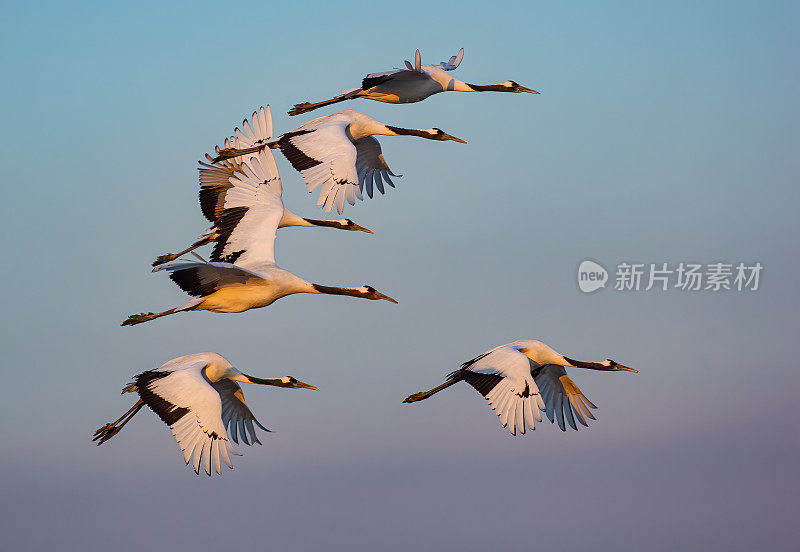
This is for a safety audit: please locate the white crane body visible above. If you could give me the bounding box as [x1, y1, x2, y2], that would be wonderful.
[212, 109, 465, 214]
[288, 48, 539, 116]
[153, 106, 372, 267]
[123, 127, 397, 326]
[93, 352, 318, 476]
[404, 339, 637, 435]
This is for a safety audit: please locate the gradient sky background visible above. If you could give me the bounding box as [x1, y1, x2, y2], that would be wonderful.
[2, 1, 798, 550]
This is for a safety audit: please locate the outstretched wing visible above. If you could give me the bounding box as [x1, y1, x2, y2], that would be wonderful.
[362, 69, 402, 89]
[533, 365, 597, 431]
[433, 48, 464, 71]
[198, 161, 237, 222]
[354, 136, 401, 199]
[276, 122, 360, 214]
[461, 346, 544, 436]
[362, 69, 431, 91]
[200, 106, 279, 225]
[135, 365, 236, 476]
[153, 261, 264, 296]
[230, 105, 273, 150]
[208, 150, 283, 268]
[206, 106, 275, 168]
[211, 379, 270, 446]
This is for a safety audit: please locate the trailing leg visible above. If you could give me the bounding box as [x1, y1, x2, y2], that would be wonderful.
[93, 399, 145, 445]
[152, 237, 213, 267]
[403, 376, 462, 403]
[122, 308, 180, 326]
[288, 94, 355, 116]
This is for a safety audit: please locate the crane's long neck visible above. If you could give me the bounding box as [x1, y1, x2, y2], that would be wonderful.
[449, 78, 478, 92]
[311, 284, 369, 299]
[562, 356, 616, 371]
[279, 209, 343, 229]
[303, 218, 353, 230]
[384, 125, 435, 139]
[243, 375, 297, 387]
[463, 83, 510, 92]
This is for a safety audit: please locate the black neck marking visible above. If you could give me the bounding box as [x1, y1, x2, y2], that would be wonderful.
[304, 218, 344, 229]
[312, 284, 364, 298]
[385, 125, 431, 139]
[465, 83, 508, 92]
[563, 356, 614, 371]
[247, 376, 291, 387]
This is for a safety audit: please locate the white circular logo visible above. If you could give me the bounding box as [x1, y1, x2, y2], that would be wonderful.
[578, 260, 608, 293]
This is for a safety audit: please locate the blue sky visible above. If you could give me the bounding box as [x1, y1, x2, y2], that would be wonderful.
[1, 1, 798, 550]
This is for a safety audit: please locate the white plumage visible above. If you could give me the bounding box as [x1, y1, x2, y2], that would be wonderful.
[123, 135, 397, 326]
[403, 339, 637, 435]
[153, 106, 371, 267]
[93, 352, 318, 476]
[288, 48, 539, 116]
[212, 109, 466, 214]
[462, 344, 544, 435]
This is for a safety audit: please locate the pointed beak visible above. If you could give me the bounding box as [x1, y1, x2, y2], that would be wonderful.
[616, 364, 638, 373]
[351, 223, 374, 234]
[294, 380, 319, 390]
[375, 292, 399, 304]
[518, 85, 540, 94]
[442, 132, 467, 144]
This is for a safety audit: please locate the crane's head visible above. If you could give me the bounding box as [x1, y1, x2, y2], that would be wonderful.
[424, 128, 467, 143]
[279, 376, 320, 390]
[602, 359, 638, 373]
[339, 219, 374, 233]
[385, 125, 467, 143]
[503, 80, 539, 94]
[359, 285, 399, 304]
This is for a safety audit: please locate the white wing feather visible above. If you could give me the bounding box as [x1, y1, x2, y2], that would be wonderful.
[209, 106, 275, 166]
[280, 122, 360, 214]
[206, 149, 283, 269]
[467, 347, 543, 435]
[145, 367, 233, 476]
